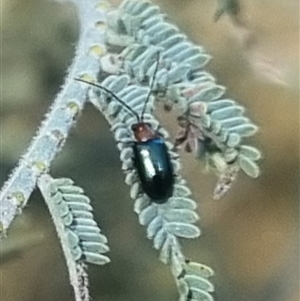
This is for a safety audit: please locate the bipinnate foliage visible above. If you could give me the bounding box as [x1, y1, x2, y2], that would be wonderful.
[0, 1, 260, 301]
[102, 0, 261, 200]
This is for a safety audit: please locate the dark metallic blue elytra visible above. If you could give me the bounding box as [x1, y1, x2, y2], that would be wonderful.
[75, 53, 174, 204]
[133, 138, 174, 203]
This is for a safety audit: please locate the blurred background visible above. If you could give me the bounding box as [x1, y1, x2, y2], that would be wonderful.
[1, 0, 299, 301]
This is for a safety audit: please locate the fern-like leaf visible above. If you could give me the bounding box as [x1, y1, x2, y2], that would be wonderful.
[77, 72, 215, 300]
[102, 0, 261, 200]
[38, 175, 109, 301]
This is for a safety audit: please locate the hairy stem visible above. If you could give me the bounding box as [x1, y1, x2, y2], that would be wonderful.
[0, 0, 109, 236]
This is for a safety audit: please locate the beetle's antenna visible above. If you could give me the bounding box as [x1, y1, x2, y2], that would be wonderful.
[75, 78, 141, 122]
[141, 52, 160, 122]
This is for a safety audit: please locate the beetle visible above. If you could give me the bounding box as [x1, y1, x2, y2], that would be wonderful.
[75, 58, 174, 203]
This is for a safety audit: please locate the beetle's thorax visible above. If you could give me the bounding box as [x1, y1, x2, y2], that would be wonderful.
[132, 123, 157, 142]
